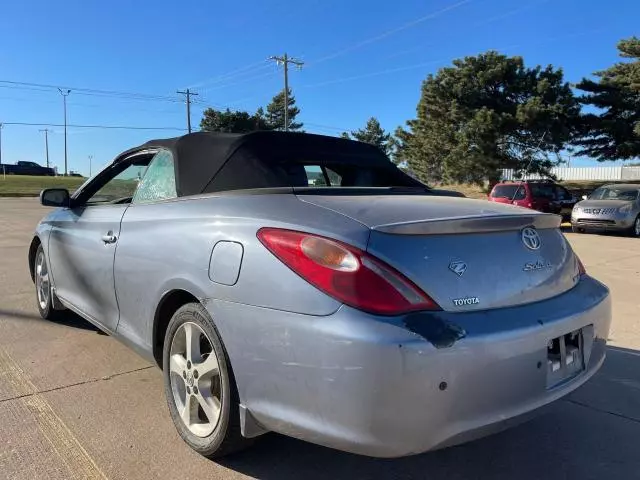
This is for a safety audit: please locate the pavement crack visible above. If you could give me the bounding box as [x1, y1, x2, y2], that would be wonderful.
[0, 365, 155, 404]
[565, 398, 640, 424]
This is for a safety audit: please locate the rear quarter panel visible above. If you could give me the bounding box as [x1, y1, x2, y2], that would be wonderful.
[112, 193, 369, 353]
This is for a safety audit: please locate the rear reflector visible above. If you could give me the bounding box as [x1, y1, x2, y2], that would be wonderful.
[257, 228, 440, 315]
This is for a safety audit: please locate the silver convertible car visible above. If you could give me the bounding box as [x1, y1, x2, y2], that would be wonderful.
[571, 183, 640, 236]
[30, 131, 611, 459]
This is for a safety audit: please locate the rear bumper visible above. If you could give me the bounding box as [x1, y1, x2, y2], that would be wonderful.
[210, 276, 611, 458]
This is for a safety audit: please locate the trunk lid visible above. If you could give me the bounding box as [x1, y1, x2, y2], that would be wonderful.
[297, 194, 579, 312]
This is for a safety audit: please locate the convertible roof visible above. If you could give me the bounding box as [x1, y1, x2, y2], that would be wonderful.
[120, 130, 417, 197]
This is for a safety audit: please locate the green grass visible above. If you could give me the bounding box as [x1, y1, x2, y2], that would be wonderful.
[0, 175, 86, 196]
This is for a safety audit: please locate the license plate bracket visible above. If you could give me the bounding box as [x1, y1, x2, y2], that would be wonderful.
[546, 328, 585, 389]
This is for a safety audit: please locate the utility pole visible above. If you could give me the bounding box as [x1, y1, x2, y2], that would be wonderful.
[88, 155, 93, 177]
[269, 53, 304, 131]
[177, 88, 198, 133]
[58, 89, 71, 176]
[0, 123, 3, 167]
[39, 129, 51, 168]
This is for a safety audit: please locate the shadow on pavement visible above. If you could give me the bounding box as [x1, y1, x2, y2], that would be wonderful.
[219, 346, 640, 480]
[563, 225, 634, 238]
[0, 308, 102, 333]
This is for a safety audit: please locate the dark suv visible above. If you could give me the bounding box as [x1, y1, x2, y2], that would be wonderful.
[488, 181, 577, 219]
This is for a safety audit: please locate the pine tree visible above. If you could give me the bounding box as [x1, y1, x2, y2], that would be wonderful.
[574, 36, 640, 160]
[342, 117, 392, 156]
[266, 88, 303, 131]
[200, 108, 269, 133]
[395, 51, 579, 184]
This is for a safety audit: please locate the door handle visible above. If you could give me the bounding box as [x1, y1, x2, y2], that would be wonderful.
[102, 232, 117, 244]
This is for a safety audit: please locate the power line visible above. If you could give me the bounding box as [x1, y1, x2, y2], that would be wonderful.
[306, 0, 473, 67]
[300, 27, 610, 90]
[305, 122, 354, 132]
[302, 58, 446, 89]
[1, 122, 185, 131]
[198, 70, 279, 93]
[0, 80, 179, 103]
[187, 61, 273, 90]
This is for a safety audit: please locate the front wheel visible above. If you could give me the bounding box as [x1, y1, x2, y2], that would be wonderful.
[571, 225, 585, 234]
[34, 245, 64, 320]
[162, 303, 252, 458]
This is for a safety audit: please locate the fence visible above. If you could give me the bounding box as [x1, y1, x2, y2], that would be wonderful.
[501, 166, 640, 182]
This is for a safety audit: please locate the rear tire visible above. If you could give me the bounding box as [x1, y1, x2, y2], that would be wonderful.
[34, 245, 65, 320]
[571, 225, 585, 234]
[162, 302, 252, 458]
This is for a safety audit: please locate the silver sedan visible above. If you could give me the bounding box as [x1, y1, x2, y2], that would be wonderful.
[571, 184, 640, 236]
[30, 131, 611, 459]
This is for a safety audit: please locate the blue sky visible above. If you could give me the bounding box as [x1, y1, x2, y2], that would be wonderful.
[0, 0, 637, 175]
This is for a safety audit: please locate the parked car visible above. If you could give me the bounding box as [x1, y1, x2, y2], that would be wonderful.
[30, 132, 610, 459]
[571, 183, 640, 236]
[0, 160, 55, 176]
[488, 180, 577, 219]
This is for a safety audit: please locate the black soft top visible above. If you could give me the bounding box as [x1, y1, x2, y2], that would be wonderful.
[120, 131, 422, 197]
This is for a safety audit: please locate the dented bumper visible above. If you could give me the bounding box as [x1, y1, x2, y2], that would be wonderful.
[210, 275, 611, 458]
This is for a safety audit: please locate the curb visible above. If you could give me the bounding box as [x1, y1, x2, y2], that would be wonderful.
[0, 193, 40, 198]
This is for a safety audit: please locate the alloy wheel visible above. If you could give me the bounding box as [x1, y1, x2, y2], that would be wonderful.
[635, 217, 640, 237]
[169, 322, 222, 437]
[35, 250, 50, 310]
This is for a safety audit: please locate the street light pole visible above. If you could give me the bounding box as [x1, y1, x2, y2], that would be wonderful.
[58, 89, 71, 176]
[39, 129, 50, 168]
[88, 155, 93, 177]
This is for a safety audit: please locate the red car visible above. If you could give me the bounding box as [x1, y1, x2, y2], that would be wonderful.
[488, 181, 577, 218]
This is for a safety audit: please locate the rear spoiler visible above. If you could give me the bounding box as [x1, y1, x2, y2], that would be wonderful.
[373, 213, 561, 235]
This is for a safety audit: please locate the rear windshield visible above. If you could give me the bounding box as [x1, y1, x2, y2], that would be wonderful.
[491, 184, 525, 200]
[206, 149, 422, 192]
[529, 184, 556, 199]
[589, 187, 639, 201]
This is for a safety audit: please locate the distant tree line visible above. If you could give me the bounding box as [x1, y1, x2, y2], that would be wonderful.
[200, 36, 640, 184]
[200, 88, 302, 133]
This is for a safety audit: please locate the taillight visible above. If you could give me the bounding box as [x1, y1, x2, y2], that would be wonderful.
[257, 228, 440, 315]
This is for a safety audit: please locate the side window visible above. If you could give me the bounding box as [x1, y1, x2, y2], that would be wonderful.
[86, 164, 147, 205]
[304, 165, 326, 186]
[325, 167, 342, 186]
[132, 151, 177, 204]
[302, 165, 343, 186]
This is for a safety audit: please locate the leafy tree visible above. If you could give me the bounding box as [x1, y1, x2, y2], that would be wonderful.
[266, 87, 303, 131]
[200, 107, 269, 133]
[341, 117, 392, 156]
[395, 51, 579, 184]
[574, 36, 640, 160]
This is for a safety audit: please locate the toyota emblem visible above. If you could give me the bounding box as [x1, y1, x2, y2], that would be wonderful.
[521, 227, 541, 250]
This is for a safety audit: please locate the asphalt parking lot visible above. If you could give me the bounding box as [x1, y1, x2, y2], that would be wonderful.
[0, 197, 639, 480]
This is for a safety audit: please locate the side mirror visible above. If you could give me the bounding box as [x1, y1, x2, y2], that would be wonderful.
[40, 188, 70, 207]
[581, 195, 588, 201]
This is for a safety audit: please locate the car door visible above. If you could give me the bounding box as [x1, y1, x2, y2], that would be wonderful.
[48, 155, 151, 330]
[112, 150, 178, 342]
